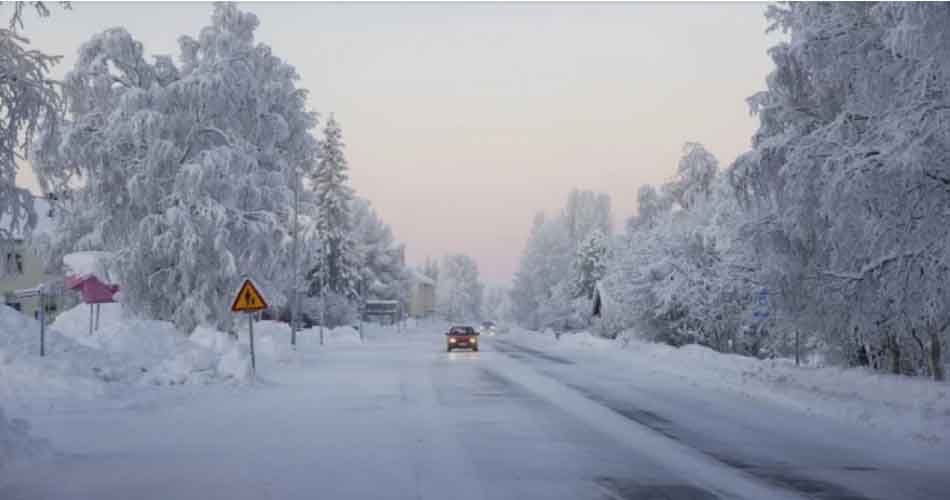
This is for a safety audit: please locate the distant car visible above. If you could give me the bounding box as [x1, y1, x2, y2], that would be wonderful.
[446, 325, 479, 352]
[480, 320, 497, 336]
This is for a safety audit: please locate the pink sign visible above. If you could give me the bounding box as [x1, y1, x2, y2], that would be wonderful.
[65, 275, 119, 304]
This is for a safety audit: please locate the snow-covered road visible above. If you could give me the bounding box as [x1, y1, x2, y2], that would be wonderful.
[3, 324, 948, 500]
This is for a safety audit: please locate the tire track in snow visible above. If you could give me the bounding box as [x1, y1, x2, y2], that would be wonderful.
[480, 349, 807, 500]
[487, 337, 879, 500]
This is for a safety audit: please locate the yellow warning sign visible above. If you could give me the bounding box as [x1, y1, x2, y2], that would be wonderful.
[231, 279, 268, 312]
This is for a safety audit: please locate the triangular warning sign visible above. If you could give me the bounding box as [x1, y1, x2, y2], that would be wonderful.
[231, 279, 269, 312]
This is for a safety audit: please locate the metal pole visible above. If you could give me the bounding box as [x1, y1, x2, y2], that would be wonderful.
[88, 303, 93, 335]
[319, 241, 326, 346]
[290, 165, 300, 348]
[795, 330, 800, 367]
[39, 292, 45, 357]
[95, 303, 100, 331]
[248, 313, 256, 377]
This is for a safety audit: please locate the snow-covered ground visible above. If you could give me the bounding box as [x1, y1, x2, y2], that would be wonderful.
[508, 328, 950, 446]
[2, 316, 949, 499]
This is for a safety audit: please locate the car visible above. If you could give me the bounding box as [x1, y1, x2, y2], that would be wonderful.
[446, 325, 479, 352]
[480, 320, 497, 335]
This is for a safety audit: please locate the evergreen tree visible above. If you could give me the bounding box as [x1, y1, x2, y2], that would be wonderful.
[306, 114, 360, 300]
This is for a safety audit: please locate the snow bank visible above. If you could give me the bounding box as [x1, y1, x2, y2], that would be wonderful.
[2, 302, 251, 404]
[0, 305, 110, 405]
[0, 406, 51, 470]
[324, 326, 362, 346]
[295, 325, 363, 346]
[545, 331, 950, 445]
[244, 321, 296, 362]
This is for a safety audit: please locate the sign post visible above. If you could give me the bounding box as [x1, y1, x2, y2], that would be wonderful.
[39, 287, 45, 357]
[231, 279, 268, 378]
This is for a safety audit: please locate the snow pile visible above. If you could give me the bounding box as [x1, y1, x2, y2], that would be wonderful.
[324, 326, 362, 346]
[239, 321, 296, 363]
[0, 406, 51, 470]
[554, 331, 614, 350]
[545, 330, 950, 444]
[296, 325, 362, 346]
[0, 305, 110, 405]
[44, 303, 251, 387]
[138, 325, 251, 385]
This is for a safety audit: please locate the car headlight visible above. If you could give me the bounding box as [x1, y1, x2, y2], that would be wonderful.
[449, 338, 456, 343]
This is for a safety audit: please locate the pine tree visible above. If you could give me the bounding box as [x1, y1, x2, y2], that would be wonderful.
[307, 114, 361, 301]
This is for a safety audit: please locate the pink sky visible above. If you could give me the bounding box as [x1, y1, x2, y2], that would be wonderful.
[13, 2, 779, 285]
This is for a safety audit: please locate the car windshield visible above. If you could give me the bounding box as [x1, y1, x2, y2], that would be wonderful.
[450, 327, 474, 335]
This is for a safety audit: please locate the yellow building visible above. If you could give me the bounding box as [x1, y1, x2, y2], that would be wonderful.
[0, 199, 74, 322]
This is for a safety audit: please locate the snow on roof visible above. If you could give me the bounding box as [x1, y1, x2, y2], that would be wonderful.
[0, 198, 54, 241]
[410, 269, 435, 286]
[63, 251, 113, 280]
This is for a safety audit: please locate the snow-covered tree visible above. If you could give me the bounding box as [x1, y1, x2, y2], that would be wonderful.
[421, 257, 439, 284]
[306, 114, 360, 301]
[483, 285, 511, 322]
[351, 197, 410, 303]
[437, 253, 483, 321]
[509, 212, 572, 329]
[729, 2, 950, 379]
[666, 142, 718, 210]
[563, 189, 612, 247]
[0, 2, 63, 246]
[570, 229, 610, 300]
[33, 3, 319, 332]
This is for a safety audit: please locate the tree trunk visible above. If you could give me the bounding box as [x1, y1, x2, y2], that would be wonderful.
[888, 334, 902, 375]
[930, 331, 944, 382]
[910, 328, 928, 377]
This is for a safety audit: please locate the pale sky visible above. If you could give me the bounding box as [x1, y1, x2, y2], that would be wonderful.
[12, 2, 780, 285]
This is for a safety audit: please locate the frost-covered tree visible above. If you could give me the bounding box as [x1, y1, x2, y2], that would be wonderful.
[483, 285, 511, 322]
[306, 114, 360, 301]
[421, 257, 439, 284]
[730, 2, 950, 379]
[510, 189, 614, 330]
[351, 197, 410, 303]
[509, 212, 572, 329]
[33, 3, 319, 332]
[666, 142, 718, 210]
[0, 2, 64, 246]
[570, 229, 609, 300]
[437, 253, 483, 321]
[563, 189, 612, 247]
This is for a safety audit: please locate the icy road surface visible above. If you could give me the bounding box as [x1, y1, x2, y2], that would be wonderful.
[3, 324, 949, 500]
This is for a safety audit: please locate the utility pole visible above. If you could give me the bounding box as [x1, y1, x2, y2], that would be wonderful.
[290, 164, 300, 348]
[319, 239, 326, 346]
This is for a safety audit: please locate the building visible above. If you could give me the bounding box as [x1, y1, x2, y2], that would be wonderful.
[408, 270, 436, 318]
[0, 198, 76, 322]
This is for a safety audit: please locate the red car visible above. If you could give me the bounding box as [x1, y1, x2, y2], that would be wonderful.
[446, 325, 479, 352]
